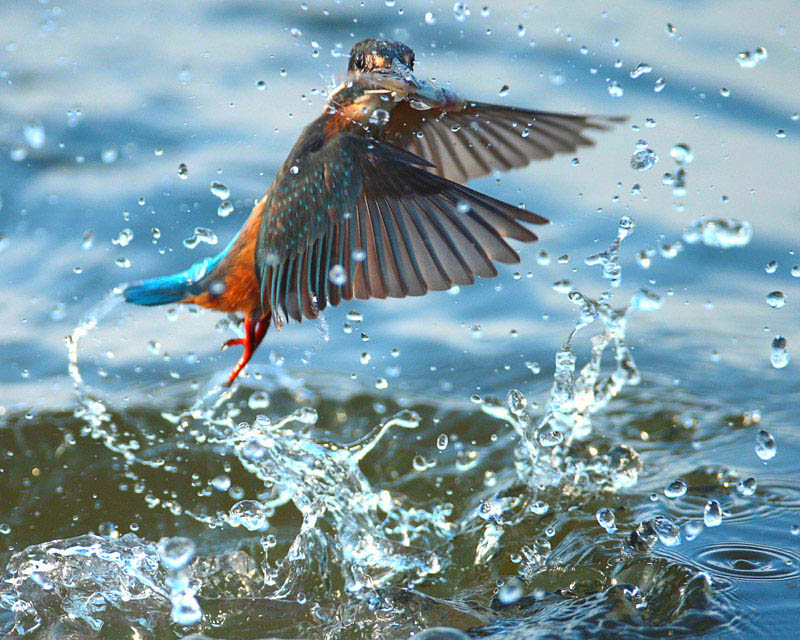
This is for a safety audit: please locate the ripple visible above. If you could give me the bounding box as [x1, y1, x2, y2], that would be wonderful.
[694, 542, 800, 582]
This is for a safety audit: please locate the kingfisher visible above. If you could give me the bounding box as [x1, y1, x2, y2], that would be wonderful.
[124, 38, 623, 386]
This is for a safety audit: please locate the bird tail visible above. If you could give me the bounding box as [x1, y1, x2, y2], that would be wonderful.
[123, 270, 199, 306]
[123, 232, 240, 307]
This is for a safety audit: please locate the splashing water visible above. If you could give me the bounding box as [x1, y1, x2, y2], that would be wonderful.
[6, 215, 727, 639]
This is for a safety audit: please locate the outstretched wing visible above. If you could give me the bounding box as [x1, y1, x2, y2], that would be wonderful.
[255, 132, 546, 326]
[385, 101, 626, 184]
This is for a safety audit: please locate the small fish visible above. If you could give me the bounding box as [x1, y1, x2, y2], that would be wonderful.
[124, 38, 623, 385]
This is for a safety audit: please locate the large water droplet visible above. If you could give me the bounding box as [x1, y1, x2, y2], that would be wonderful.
[669, 143, 694, 165]
[652, 515, 681, 546]
[329, 264, 347, 286]
[210, 182, 230, 200]
[452, 1, 470, 22]
[755, 429, 776, 461]
[158, 536, 196, 570]
[171, 592, 202, 626]
[183, 227, 218, 249]
[703, 500, 723, 527]
[228, 500, 269, 531]
[736, 477, 757, 496]
[497, 577, 524, 605]
[596, 508, 616, 533]
[770, 336, 790, 369]
[665, 479, 687, 498]
[765, 291, 786, 309]
[682, 218, 752, 249]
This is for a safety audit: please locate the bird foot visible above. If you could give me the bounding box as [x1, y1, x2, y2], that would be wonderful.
[222, 315, 270, 387]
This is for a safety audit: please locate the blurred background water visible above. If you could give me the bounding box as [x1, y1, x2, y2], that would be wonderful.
[0, 1, 799, 639]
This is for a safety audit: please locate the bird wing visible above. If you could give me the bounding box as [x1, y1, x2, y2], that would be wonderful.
[384, 101, 625, 184]
[256, 132, 546, 326]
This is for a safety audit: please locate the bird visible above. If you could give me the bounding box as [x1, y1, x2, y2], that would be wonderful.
[123, 38, 623, 386]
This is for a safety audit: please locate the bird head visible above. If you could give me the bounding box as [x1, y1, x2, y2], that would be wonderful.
[347, 38, 415, 78]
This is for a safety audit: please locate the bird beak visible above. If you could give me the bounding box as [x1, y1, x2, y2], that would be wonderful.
[390, 58, 419, 89]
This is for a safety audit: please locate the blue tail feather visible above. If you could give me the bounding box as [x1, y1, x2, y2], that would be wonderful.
[123, 231, 240, 307]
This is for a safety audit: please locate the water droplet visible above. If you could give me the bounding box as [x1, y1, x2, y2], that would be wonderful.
[658, 241, 682, 259]
[682, 218, 752, 248]
[9, 146, 27, 161]
[552, 280, 572, 294]
[530, 501, 549, 516]
[536, 250, 550, 265]
[177, 163, 189, 179]
[218, 201, 234, 217]
[654, 77, 666, 92]
[703, 500, 723, 527]
[498, 84, 509, 97]
[158, 536, 196, 570]
[183, 227, 218, 249]
[665, 23, 677, 36]
[210, 182, 230, 200]
[497, 577, 525, 605]
[736, 477, 757, 496]
[630, 146, 659, 171]
[669, 143, 694, 165]
[755, 429, 777, 460]
[765, 260, 778, 274]
[549, 70, 565, 86]
[791, 266, 800, 278]
[115, 257, 131, 268]
[652, 516, 681, 546]
[664, 479, 687, 498]
[479, 498, 502, 522]
[171, 593, 202, 626]
[81, 230, 94, 251]
[629, 62, 652, 79]
[720, 87, 730, 97]
[112, 228, 133, 247]
[329, 264, 347, 286]
[538, 429, 564, 447]
[765, 291, 786, 309]
[23, 121, 45, 149]
[101, 147, 118, 164]
[369, 108, 390, 126]
[256, 80, 267, 91]
[607, 81, 624, 98]
[375, 377, 388, 390]
[596, 508, 616, 533]
[229, 500, 269, 530]
[424, 11, 436, 25]
[248, 391, 270, 409]
[453, 1, 470, 22]
[770, 335, 790, 369]
[436, 433, 448, 451]
[211, 474, 231, 492]
[506, 389, 527, 416]
[290, 27, 302, 37]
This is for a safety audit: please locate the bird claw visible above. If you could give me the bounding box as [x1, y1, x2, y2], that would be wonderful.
[221, 315, 271, 386]
[222, 337, 244, 351]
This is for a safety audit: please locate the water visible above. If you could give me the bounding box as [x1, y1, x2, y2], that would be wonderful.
[2, 1, 800, 638]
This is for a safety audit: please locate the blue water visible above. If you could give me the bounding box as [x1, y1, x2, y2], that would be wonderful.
[1, 1, 799, 638]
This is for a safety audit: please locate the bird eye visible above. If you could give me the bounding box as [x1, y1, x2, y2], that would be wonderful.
[354, 52, 367, 71]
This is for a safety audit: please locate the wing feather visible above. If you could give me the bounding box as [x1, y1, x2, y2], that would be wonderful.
[256, 132, 546, 325]
[385, 101, 624, 182]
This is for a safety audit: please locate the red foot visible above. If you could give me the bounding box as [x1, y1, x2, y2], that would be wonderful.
[222, 315, 271, 386]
